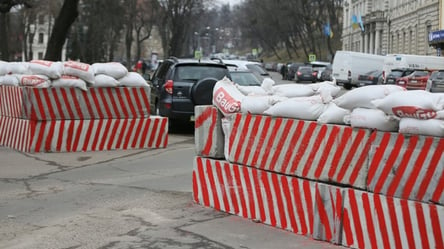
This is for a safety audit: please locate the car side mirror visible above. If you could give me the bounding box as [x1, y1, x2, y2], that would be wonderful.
[143, 73, 151, 81]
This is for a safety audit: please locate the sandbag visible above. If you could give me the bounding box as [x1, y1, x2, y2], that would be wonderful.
[92, 74, 119, 87]
[272, 83, 315, 98]
[310, 81, 341, 97]
[6, 62, 29, 75]
[0, 74, 19, 86]
[263, 95, 327, 120]
[51, 75, 87, 91]
[333, 85, 406, 110]
[317, 102, 350, 124]
[236, 85, 267, 96]
[92, 62, 128, 79]
[16, 74, 51, 88]
[213, 77, 244, 117]
[371, 90, 444, 120]
[119, 72, 149, 87]
[63, 61, 95, 84]
[399, 118, 444, 137]
[345, 107, 399, 132]
[0, 60, 8, 75]
[28, 60, 63, 79]
[261, 77, 275, 94]
[241, 95, 287, 115]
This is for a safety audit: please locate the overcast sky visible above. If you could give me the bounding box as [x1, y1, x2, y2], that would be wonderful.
[218, 0, 242, 6]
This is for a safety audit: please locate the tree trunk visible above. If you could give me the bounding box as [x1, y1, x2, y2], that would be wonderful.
[0, 13, 9, 60]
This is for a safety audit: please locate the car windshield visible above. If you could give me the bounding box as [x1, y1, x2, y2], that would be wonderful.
[175, 65, 228, 81]
[230, 71, 261, 86]
[246, 64, 268, 75]
[412, 70, 429, 77]
[388, 71, 403, 77]
[299, 67, 312, 73]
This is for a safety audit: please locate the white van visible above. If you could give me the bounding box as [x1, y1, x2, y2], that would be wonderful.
[382, 54, 444, 83]
[332, 51, 385, 89]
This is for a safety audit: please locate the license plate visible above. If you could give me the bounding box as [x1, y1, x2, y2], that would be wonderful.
[410, 80, 417, 83]
[190, 115, 195, 121]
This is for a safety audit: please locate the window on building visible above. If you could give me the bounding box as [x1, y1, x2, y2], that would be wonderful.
[426, 23, 432, 55]
[38, 15, 44, 25]
[409, 30, 413, 53]
[38, 52, 43, 60]
[38, 33, 44, 44]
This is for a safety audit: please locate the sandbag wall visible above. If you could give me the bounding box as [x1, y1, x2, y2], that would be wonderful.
[0, 86, 168, 152]
[193, 105, 444, 249]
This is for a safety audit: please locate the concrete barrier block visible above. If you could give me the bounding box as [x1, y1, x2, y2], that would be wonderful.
[341, 188, 444, 249]
[227, 113, 373, 189]
[0, 116, 168, 152]
[367, 132, 444, 205]
[192, 156, 345, 244]
[0, 86, 151, 120]
[194, 105, 224, 159]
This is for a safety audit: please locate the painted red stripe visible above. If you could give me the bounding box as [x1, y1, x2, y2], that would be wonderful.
[90, 119, 104, 151]
[82, 120, 95, 151]
[115, 118, 130, 149]
[158, 118, 168, 148]
[242, 166, 256, 219]
[233, 165, 248, 218]
[336, 129, 366, 182]
[403, 137, 433, 199]
[106, 88, 121, 118]
[90, 89, 105, 119]
[228, 114, 243, 156]
[243, 115, 263, 165]
[328, 126, 352, 179]
[415, 202, 431, 249]
[252, 168, 266, 222]
[400, 199, 416, 249]
[42, 89, 56, 120]
[194, 106, 212, 128]
[66, 120, 76, 152]
[373, 194, 391, 249]
[132, 88, 147, 117]
[137, 87, 151, 116]
[122, 119, 137, 149]
[271, 173, 287, 229]
[224, 163, 240, 215]
[234, 114, 252, 163]
[362, 192, 378, 248]
[148, 118, 160, 148]
[69, 88, 84, 119]
[342, 208, 354, 246]
[289, 122, 317, 174]
[32, 88, 46, 120]
[386, 136, 418, 196]
[261, 172, 276, 227]
[314, 126, 340, 178]
[303, 180, 314, 235]
[106, 119, 120, 150]
[215, 160, 230, 212]
[281, 176, 298, 233]
[116, 88, 130, 118]
[44, 120, 57, 151]
[28, 119, 37, 150]
[334, 188, 343, 235]
[349, 131, 376, 185]
[367, 132, 392, 183]
[34, 121, 47, 152]
[61, 88, 76, 119]
[137, 119, 150, 148]
[98, 120, 113, 150]
[251, 116, 272, 166]
[4, 118, 13, 147]
[302, 124, 327, 177]
[315, 184, 332, 241]
[373, 134, 405, 194]
[132, 118, 145, 148]
[81, 90, 95, 118]
[52, 89, 66, 119]
[291, 178, 307, 234]
[196, 157, 210, 206]
[259, 117, 283, 169]
[192, 170, 199, 203]
[202, 108, 217, 156]
[386, 197, 403, 249]
[98, 89, 113, 118]
[71, 120, 84, 152]
[205, 159, 220, 210]
[432, 171, 444, 204]
[281, 119, 304, 174]
[348, 189, 365, 249]
[416, 139, 444, 201]
[429, 204, 444, 249]
[270, 119, 294, 172]
[126, 88, 138, 117]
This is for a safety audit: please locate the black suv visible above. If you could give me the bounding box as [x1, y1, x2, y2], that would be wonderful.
[149, 57, 230, 128]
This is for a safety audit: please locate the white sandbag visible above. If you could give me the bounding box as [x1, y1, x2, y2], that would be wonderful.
[236, 84, 267, 96]
[261, 77, 275, 94]
[119, 72, 149, 87]
[272, 83, 315, 98]
[6, 62, 29, 74]
[399, 118, 444, 137]
[28, 60, 63, 79]
[0, 60, 8, 75]
[371, 90, 444, 120]
[92, 74, 119, 87]
[346, 108, 399, 132]
[263, 95, 327, 120]
[92, 62, 128, 79]
[241, 95, 287, 115]
[51, 75, 87, 91]
[333, 85, 406, 110]
[213, 77, 244, 117]
[16, 74, 51, 88]
[310, 81, 341, 97]
[63, 61, 95, 84]
[0, 74, 20, 86]
[317, 102, 351, 124]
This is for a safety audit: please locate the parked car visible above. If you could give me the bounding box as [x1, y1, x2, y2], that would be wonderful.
[149, 57, 230, 128]
[229, 70, 262, 86]
[320, 65, 333, 81]
[426, 70, 444, 92]
[385, 68, 415, 84]
[295, 66, 317, 83]
[395, 69, 433, 90]
[357, 70, 383, 86]
[222, 59, 271, 80]
[286, 62, 305, 80]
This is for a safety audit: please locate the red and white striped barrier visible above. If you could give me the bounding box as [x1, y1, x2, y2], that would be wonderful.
[367, 132, 444, 205]
[0, 116, 167, 152]
[0, 86, 151, 120]
[192, 156, 344, 243]
[227, 113, 374, 189]
[194, 106, 224, 159]
[342, 188, 444, 249]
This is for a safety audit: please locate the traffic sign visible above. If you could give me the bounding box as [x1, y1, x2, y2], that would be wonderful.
[309, 53, 316, 62]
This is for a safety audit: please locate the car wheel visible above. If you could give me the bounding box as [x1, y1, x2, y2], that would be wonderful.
[344, 83, 352, 90]
[191, 77, 218, 105]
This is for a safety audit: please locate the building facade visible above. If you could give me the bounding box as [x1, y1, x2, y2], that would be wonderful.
[342, 0, 441, 56]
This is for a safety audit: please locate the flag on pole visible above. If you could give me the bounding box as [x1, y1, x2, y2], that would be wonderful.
[358, 15, 365, 31]
[323, 23, 334, 38]
[352, 15, 359, 29]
